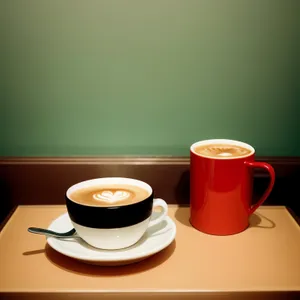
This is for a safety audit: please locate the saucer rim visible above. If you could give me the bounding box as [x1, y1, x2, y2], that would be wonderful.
[46, 212, 176, 263]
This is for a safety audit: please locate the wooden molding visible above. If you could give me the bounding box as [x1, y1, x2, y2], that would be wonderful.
[1, 156, 300, 224]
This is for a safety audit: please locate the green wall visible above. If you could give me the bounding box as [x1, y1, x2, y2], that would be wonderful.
[1, 0, 299, 157]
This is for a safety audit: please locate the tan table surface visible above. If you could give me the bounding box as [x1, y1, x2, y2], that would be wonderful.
[0, 205, 300, 299]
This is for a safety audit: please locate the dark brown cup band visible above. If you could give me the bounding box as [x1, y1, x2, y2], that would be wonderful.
[66, 193, 154, 229]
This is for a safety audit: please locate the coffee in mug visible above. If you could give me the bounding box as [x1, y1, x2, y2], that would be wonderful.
[193, 143, 252, 158]
[66, 177, 168, 250]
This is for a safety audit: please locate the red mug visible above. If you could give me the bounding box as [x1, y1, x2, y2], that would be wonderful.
[190, 139, 275, 235]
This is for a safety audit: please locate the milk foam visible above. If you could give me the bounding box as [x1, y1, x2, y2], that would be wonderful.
[199, 146, 249, 158]
[93, 190, 131, 204]
[218, 152, 233, 157]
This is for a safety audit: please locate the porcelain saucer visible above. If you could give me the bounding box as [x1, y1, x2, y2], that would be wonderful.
[46, 212, 176, 266]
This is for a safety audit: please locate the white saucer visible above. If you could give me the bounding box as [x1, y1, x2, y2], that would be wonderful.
[46, 212, 176, 266]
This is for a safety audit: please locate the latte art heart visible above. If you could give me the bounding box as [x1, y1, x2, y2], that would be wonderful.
[93, 190, 131, 203]
[69, 183, 150, 207]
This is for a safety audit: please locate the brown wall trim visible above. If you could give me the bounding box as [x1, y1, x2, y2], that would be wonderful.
[1, 156, 300, 224]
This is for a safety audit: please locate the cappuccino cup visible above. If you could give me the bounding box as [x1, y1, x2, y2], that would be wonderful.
[65, 177, 168, 250]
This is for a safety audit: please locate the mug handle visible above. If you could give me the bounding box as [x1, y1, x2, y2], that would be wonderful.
[245, 161, 275, 215]
[148, 198, 168, 226]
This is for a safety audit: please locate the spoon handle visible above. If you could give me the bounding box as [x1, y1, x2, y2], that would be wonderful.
[28, 227, 76, 238]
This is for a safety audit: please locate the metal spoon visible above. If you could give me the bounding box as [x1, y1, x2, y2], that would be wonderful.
[28, 227, 77, 238]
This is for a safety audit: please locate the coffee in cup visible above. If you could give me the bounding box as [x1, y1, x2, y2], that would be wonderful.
[69, 183, 150, 207]
[66, 177, 168, 250]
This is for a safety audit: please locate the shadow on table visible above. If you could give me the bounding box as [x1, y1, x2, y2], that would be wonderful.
[174, 207, 276, 229]
[248, 212, 276, 229]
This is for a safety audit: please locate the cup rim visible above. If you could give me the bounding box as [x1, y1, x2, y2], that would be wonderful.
[190, 139, 255, 160]
[66, 177, 153, 208]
